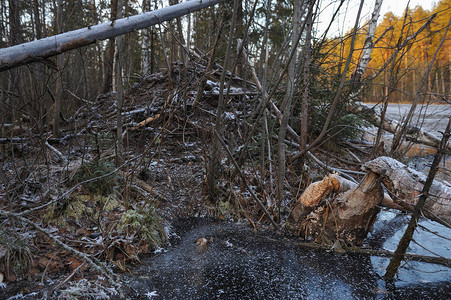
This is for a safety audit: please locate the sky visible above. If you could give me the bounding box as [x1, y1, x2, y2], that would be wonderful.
[316, 0, 437, 37]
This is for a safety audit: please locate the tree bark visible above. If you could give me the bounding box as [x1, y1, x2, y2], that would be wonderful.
[352, 0, 382, 86]
[364, 156, 451, 227]
[292, 172, 384, 246]
[289, 151, 451, 246]
[0, 0, 229, 72]
[299, 5, 313, 165]
[103, 0, 119, 93]
[276, 0, 302, 210]
[53, 0, 63, 138]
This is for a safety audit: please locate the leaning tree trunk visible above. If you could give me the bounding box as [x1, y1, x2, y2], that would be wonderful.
[0, 0, 229, 72]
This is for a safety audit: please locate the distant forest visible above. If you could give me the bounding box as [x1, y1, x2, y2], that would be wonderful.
[0, 0, 448, 123]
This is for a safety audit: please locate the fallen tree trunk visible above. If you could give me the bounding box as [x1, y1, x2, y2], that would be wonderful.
[0, 0, 228, 72]
[348, 102, 451, 152]
[364, 156, 451, 227]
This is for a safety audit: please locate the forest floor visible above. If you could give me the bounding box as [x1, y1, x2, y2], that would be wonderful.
[1, 61, 449, 299]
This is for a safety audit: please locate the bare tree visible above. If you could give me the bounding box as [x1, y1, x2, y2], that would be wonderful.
[53, 0, 63, 138]
[276, 0, 303, 210]
[206, 0, 239, 200]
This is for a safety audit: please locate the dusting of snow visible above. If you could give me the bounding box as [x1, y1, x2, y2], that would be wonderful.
[145, 291, 159, 298]
[225, 240, 233, 248]
[224, 112, 235, 120]
[154, 247, 167, 254]
[7, 294, 24, 300]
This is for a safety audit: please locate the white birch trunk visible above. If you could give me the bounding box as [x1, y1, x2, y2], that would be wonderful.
[353, 0, 382, 82]
[0, 0, 228, 71]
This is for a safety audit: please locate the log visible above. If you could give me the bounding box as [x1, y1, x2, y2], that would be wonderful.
[295, 173, 402, 212]
[364, 156, 451, 226]
[348, 102, 451, 152]
[0, 0, 228, 72]
[129, 114, 161, 131]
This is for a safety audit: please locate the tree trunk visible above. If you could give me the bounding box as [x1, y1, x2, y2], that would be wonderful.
[352, 0, 382, 87]
[299, 5, 313, 165]
[363, 156, 451, 226]
[276, 0, 302, 210]
[103, 0, 119, 93]
[289, 152, 451, 246]
[206, 0, 238, 200]
[0, 0, 229, 72]
[53, 0, 63, 138]
[291, 171, 384, 246]
[115, 0, 125, 165]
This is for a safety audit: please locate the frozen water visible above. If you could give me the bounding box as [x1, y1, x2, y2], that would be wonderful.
[123, 218, 451, 299]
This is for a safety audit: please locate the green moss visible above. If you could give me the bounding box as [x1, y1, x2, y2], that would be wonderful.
[118, 207, 166, 249]
[43, 194, 121, 228]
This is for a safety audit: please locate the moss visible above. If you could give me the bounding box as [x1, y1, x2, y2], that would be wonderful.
[43, 194, 121, 228]
[217, 200, 233, 219]
[118, 207, 166, 249]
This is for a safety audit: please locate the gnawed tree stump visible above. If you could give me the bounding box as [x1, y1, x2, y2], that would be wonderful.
[364, 156, 451, 226]
[289, 156, 451, 246]
[290, 172, 383, 246]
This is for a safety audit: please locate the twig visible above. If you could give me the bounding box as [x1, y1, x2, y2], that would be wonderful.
[129, 114, 161, 131]
[45, 140, 68, 164]
[51, 262, 87, 293]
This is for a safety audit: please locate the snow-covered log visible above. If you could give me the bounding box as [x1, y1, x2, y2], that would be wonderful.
[364, 156, 451, 226]
[348, 102, 451, 152]
[0, 0, 228, 72]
